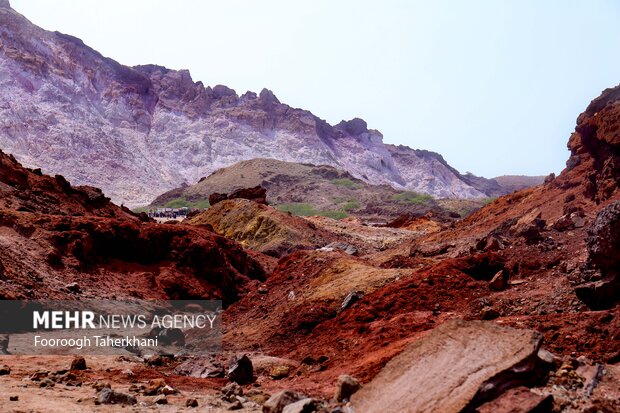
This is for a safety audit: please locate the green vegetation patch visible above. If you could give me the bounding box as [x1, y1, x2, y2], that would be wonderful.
[319, 210, 349, 219]
[276, 203, 317, 216]
[147, 197, 211, 210]
[392, 191, 433, 205]
[331, 178, 361, 190]
[340, 199, 361, 211]
[276, 202, 349, 220]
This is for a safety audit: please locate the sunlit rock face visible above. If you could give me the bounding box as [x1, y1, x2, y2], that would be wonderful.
[0, 5, 493, 206]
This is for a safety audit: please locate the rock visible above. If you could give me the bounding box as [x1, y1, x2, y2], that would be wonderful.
[174, 358, 225, 378]
[145, 354, 175, 367]
[65, 282, 81, 293]
[96, 388, 137, 405]
[30, 371, 49, 381]
[39, 378, 55, 388]
[154, 395, 168, 405]
[339, 118, 368, 136]
[160, 385, 177, 395]
[479, 306, 500, 320]
[229, 400, 243, 410]
[544, 173, 556, 184]
[149, 327, 185, 346]
[512, 209, 545, 242]
[144, 378, 167, 396]
[476, 386, 553, 413]
[536, 349, 560, 370]
[186, 398, 199, 407]
[262, 390, 306, 413]
[0, 365, 10, 375]
[341, 291, 364, 311]
[282, 398, 319, 413]
[246, 388, 271, 404]
[92, 381, 111, 391]
[334, 375, 361, 402]
[9, 395, 18, 401]
[0, 334, 9, 354]
[351, 319, 546, 413]
[575, 201, 620, 309]
[586, 201, 620, 273]
[212, 84, 237, 99]
[319, 242, 358, 255]
[0, 1, 11, 9]
[259, 88, 281, 106]
[210, 186, 268, 206]
[221, 382, 243, 402]
[489, 270, 508, 291]
[56, 371, 82, 387]
[209, 192, 229, 205]
[552, 212, 587, 232]
[70, 356, 87, 371]
[269, 365, 291, 379]
[228, 354, 254, 384]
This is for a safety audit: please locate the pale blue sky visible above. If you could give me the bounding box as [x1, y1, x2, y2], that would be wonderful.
[11, 0, 620, 177]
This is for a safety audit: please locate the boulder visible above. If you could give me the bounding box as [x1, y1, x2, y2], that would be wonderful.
[334, 375, 361, 402]
[586, 201, 620, 273]
[0, 365, 10, 375]
[339, 118, 368, 136]
[143, 378, 166, 396]
[263, 390, 306, 413]
[575, 201, 620, 309]
[96, 388, 137, 405]
[476, 386, 553, 413]
[489, 270, 508, 291]
[282, 398, 319, 413]
[186, 398, 199, 407]
[221, 382, 243, 402]
[341, 291, 364, 311]
[154, 395, 168, 404]
[150, 327, 185, 346]
[212, 84, 237, 99]
[512, 209, 545, 242]
[209, 185, 268, 206]
[228, 354, 254, 384]
[269, 365, 291, 379]
[209, 192, 229, 205]
[351, 319, 545, 413]
[70, 356, 87, 371]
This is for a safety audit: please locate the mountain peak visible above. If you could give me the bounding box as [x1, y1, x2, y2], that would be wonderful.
[0, 0, 10, 8]
[0, 6, 503, 206]
[338, 118, 368, 135]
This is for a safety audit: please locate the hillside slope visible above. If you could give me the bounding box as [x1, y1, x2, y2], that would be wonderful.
[2, 2, 503, 207]
[149, 158, 466, 221]
[0, 149, 264, 305]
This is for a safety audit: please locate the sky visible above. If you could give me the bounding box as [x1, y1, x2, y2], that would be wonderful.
[10, 0, 620, 177]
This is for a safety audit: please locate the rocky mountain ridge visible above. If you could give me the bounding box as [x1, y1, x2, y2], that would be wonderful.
[1, 2, 506, 207]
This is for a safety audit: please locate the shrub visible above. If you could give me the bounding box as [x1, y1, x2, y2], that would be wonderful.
[340, 200, 361, 211]
[392, 191, 433, 205]
[331, 178, 361, 190]
[276, 203, 349, 220]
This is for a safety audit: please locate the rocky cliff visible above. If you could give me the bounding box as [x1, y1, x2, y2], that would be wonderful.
[0, 4, 500, 207]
